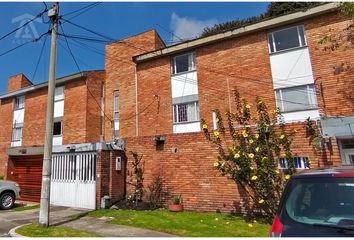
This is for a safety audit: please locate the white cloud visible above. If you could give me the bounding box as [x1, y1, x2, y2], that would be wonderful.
[169, 13, 217, 42]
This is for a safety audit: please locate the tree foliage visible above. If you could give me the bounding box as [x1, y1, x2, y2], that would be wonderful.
[201, 2, 324, 37]
[202, 88, 298, 221]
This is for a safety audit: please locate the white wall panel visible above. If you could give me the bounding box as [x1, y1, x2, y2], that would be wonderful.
[54, 100, 64, 118]
[173, 122, 201, 133]
[282, 109, 320, 123]
[13, 109, 24, 124]
[171, 71, 198, 98]
[55, 86, 64, 101]
[270, 48, 314, 89]
[53, 136, 62, 146]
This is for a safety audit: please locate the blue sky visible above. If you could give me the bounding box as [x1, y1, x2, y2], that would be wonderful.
[0, 2, 268, 94]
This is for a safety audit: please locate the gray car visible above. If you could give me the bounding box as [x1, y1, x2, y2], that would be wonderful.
[0, 180, 20, 210]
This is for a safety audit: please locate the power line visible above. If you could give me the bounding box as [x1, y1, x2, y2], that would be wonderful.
[64, 36, 317, 108]
[61, 2, 101, 20]
[59, 18, 317, 94]
[32, 33, 48, 81]
[0, 7, 48, 42]
[0, 31, 49, 57]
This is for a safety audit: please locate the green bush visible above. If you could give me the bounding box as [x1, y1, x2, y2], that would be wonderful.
[202, 88, 296, 222]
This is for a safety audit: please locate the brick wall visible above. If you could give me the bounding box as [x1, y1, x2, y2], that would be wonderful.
[8, 74, 32, 93]
[104, 30, 166, 140]
[0, 98, 13, 178]
[305, 13, 354, 117]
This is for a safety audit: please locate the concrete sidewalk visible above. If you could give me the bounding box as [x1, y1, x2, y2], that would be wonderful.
[60, 216, 176, 237]
[0, 205, 88, 237]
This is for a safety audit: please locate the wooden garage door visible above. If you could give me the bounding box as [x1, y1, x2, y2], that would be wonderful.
[10, 155, 43, 202]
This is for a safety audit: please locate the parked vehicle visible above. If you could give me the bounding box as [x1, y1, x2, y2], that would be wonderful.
[0, 180, 20, 210]
[270, 167, 354, 237]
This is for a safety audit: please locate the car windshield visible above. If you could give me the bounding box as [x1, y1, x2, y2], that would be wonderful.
[284, 177, 354, 227]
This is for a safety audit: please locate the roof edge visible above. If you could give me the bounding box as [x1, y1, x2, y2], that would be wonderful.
[134, 3, 339, 62]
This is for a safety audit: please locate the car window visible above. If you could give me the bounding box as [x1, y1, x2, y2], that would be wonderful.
[284, 178, 354, 225]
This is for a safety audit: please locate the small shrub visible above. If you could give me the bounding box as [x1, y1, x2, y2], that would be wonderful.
[171, 195, 183, 205]
[148, 173, 164, 209]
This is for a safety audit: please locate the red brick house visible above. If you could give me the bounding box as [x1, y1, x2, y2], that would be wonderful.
[104, 3, 354, 212]
[0, 3, 353, 213]
[0, 71, 125, 209]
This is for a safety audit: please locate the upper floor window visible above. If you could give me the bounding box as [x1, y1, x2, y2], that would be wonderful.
[275, 84, 317, 113]
[14, 96, 25, 110]
[113, 91, 119, 134]
[12, 122, 23, 142]
[268, 25, 306, 53]
[171, 52, 196, 75]
[53, 120, 62, 136]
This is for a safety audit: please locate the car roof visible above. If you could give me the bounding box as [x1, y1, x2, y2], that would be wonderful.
[292, 166, 354, 178]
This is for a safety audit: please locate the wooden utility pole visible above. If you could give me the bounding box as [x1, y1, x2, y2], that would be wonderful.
[39, 2, 59, 227]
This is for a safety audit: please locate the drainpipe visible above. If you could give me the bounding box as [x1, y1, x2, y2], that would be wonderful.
[134, 63, 139, 137]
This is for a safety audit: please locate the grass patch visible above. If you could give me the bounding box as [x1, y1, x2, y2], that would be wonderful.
[87, 209, 270, 237]
[16, 224, 100, 237]
[13, 204, 40, 212]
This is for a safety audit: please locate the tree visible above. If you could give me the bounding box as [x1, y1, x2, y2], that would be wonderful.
[202, 88, 298, 221]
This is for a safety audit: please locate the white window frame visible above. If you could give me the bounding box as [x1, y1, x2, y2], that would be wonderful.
[11, 122, 23, 142]
[278, 156, 309, 169]
[113, 91, 119, 131]
[53, 120, 63, 136]
[171, 52, 196, 75]
[173, 101, 199, 124]
[268, 25, 307, 53]
[275, 84, 318, 113]
[14, 96, 25, 110]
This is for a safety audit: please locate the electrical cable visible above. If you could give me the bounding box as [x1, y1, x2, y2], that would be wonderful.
[0, 7, 48, 42]
[31, 33, 48, 81]
[0, 31, 49, 57]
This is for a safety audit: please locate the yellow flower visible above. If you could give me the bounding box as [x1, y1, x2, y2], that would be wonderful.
[255, 147, 260, 152]
[253, 220, 257, 223]
[255, 134, 259, 139]
[213, 131, 220, 138]
[215, 218, 219, 221]
[200, 220, 203, 222]
[242, 130, 248, 138]
[249, 139, 254, 144]
[213, 161, 220, 167]
[248, 223, 253, 227]
[226, 221, 230, 225]
[202, 124, 208, 129]
[279, 134, 285, 140]
[250, 166, 254, 170]
[248, 153, 254, 158]
[258, 199, 265, 204]
[234, 153, 240, 159]
[285, 174, 291, 180]
[251, 175, 258, 181]
[245, 104, 251, 109]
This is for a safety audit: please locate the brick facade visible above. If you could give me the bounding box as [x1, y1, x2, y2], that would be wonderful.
[105, 9, 353, 213]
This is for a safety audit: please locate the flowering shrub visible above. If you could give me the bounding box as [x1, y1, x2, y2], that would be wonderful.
[202, 88, 296, 221]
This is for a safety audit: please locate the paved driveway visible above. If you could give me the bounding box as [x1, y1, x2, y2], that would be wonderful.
[0, 205, 88, 237]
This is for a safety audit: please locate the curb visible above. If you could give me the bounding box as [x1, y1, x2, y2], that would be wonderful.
[8, 223, 31, 238]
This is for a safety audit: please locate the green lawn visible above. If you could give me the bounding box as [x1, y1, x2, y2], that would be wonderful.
[16, 224, 100, 237]
[13, 204, 40, 212]
[88, 209, 270, 237]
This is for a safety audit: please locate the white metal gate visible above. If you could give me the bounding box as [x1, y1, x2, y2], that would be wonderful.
[50, 152, 97, 209]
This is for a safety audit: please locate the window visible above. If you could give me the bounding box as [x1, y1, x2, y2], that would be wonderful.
[171, 52, 196, 74]
[113, 91, 119, 131]
[268, 25, 306, 53]
[53, 121, 62, 136]
[275, 84, 317, 113]
[14, 96, 25, 110]
[279, 156, 309, 169]
[12, 122, 23, 142]
[173, 101, 199, 123]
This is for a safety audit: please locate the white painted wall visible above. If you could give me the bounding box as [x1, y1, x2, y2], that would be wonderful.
[13, 109, 24, 124]
[270, 48, 314, 89]
[53, 136, 63, 146]
[173, 122, 201, 133]
[281, 109, 320, 122]
[171, 71, 198, 98]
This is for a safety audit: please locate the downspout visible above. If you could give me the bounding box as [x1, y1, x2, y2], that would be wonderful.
[134, 63, 139, 137]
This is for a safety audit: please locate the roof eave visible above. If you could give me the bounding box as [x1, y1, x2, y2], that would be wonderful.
[134, 2, 339, 63]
